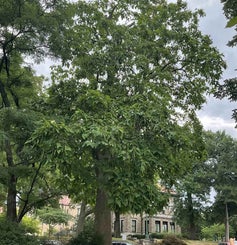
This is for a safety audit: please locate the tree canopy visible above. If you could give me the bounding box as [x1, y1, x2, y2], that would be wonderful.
[203, 131, 237, 242]
[28, 1, 226, 244]
[0, 0, 77, 223]
[221, 0, 237, 29]
[217, 1, 237, 122]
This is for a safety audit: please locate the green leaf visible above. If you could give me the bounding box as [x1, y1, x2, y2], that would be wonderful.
[226, 16, 237, 28]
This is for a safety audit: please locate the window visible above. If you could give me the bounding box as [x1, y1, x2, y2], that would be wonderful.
[170, 222, 175, 233]
[145, 220, 149, 234]
[132, 220, 136, 233]
[120, 220, 124, 233]
[155, 220, 161, 233]
[163, 221, 168, 232]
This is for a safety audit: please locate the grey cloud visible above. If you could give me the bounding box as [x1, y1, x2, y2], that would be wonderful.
[187, 0, 237, 138]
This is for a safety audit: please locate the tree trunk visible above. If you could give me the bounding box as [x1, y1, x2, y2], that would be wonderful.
[141, 213, 143, 235]
[0, 80, 10, 107]
[5, 137, 17, 222]
[93, 149, 112, 245]
[94, 187, 112, 245]
[6, 174, 17, 222]
[187, 192, 197, 240]
[225, 202, 229, 242]
[76, 201, 87, 236]
[1, 79, 18, 222]
[114, 210, 121, 238]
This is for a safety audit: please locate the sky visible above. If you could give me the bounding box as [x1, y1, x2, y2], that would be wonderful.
[34, 0, 237, 138]
[186, 0, 237, 138]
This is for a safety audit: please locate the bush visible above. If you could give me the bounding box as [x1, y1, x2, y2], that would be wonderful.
[67, 232, 103, 245]
[150, 233, 165, 239]
[67, 216, 103, 245]
[160, 235, 187, 245]
[201, 223, 233, 241]
[0, 217, 40, 245]
[131, 234, 145, 239]
[22, 216, 40, 234]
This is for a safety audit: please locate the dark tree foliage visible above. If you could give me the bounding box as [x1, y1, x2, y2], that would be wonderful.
[221, 0, 237, 46]
[216, 1, 237, 121]
[204, 131, 237, 241]
[0, 216, 40, 245]
[0, 0, 76, 222]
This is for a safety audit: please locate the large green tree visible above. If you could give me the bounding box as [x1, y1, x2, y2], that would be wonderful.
[204, 131, 237, 242]
[0, 0, 76, 222]
[174, 126, 213, 240]
[29, 1, 225, 244]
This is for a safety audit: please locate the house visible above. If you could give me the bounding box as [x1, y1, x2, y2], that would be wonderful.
[111, 194, 181, 237]
[40, 194, 180, 237]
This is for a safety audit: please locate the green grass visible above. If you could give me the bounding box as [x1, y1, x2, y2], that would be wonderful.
[185, 241, 217, 245]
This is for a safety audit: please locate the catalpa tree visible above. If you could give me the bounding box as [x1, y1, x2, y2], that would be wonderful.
[29, 1, 225, 244]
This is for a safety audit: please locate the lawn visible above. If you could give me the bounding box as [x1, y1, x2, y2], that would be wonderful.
[185, 240, 217, 245]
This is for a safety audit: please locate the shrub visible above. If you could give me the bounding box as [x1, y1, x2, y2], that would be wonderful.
[67, 232, 103, 245]
[68, 217, 102, 245]
[150, 233, 165, 239]
[22, 216, 40, 234]
[201, 223, 234, 241]
[131, 234, 145, 239]
[0, 217, 40, 245]
[160, 235, 187, 245]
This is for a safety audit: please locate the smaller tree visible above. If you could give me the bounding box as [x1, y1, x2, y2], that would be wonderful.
[173, 123, 210, 240]
[201, 223, 226, 241]
[205, 131, 237, 242]
[38, 207, 72, 237]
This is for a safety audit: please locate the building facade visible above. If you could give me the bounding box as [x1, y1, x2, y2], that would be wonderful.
[40, 195, 180, 237]
[111, 195, 181, 236]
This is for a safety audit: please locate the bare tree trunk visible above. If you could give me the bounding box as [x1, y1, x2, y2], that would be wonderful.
[6, 174, 17, 222]
[76, 201, 86, 236]
[225, 202, 229, 242]
[114, 210, 121, 238]
[187, 192, 197, 240]
[75, 201, 94, 236]
[1, 78, 18, 222]
[93, 149, 112, 245]
[5, 137, 17, 222]
[94, 187, 112, 245]
[0, 79, 10, 107]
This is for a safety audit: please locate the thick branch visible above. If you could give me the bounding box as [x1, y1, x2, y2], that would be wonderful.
[0, 79, 10, 107]
[17, 162, 43, 222]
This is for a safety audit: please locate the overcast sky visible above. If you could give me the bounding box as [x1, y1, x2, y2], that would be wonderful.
[35, 0, 237, 138]
[186, 0, 237, 138]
